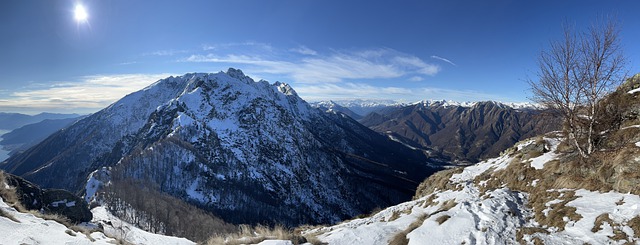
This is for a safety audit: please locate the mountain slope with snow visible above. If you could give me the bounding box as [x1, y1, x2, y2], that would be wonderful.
[1, 68, 440, 228]
[299, 76, 640, 244]
[304, 134, 640, 244]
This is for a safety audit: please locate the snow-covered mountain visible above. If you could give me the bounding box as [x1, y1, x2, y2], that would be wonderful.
[311, 100, 364, 120]
[310, 99, 399, 117]
[0, 68, 440, 228]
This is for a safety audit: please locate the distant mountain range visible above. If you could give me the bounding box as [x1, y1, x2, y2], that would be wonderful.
[312, 99, 557, 163]
[360, 100, 559, 163]
[310, 99, 398, 117]
[0, 112, 80, 131]
[0, 117, 83, 156]
[0, 69, 440, 228]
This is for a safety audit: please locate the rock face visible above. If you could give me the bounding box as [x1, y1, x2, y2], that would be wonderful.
[360, 100, 559, 163]
[1, 68, 440, 225]
[2, 173, 92, 223]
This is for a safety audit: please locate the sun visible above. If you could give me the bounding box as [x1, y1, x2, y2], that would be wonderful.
[74, 4, 88, 23]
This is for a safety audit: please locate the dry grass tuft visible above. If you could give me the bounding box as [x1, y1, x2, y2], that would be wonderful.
[388, 214, 428, 245]
[439, 199, 457, 212]
[28, 210, 73, 227]
[435, 215, 450, 225]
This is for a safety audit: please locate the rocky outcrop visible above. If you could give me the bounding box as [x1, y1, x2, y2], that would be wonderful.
[2, 172, 92, 223]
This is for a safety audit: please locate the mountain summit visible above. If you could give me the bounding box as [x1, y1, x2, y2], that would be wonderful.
[1, 68, 439, 226]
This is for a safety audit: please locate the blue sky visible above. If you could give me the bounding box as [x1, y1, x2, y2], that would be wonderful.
[1, 0, 640, 114]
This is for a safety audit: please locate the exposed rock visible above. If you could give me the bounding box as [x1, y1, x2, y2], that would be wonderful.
[2, 173, 92, 223]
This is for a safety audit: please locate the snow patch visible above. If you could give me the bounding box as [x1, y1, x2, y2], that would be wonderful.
[528, 137, 561, 170]
[627, 88, 640, 94]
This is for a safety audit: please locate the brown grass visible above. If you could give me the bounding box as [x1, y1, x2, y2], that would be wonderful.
[0, 171, 22, 209]
[516, 227, 549, 244]
[31, 211, 73, 227]
[388, 214, 428, 245]
[413, 168, 463, 199]
[591, 213, 628, 240]
[435, 215, 450, 225]
[628, 216, 640, 239]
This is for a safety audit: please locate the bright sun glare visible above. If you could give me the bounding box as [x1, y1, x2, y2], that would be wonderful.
[74, 4, 88, 22]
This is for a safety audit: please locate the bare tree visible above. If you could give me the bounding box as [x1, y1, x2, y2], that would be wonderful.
[528, 19, 626, 158]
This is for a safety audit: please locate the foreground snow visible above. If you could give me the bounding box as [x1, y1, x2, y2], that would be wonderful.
[91, 206, 195, 245]
[303, 137, 640, 244]
[0, 196, 195, 245]
[0, 197, 113, 245]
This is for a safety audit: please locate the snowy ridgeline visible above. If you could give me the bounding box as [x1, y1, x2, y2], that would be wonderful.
[0, 197, 194, 245]
[298, 137, 640, 245]
[311, 99, 540, 115]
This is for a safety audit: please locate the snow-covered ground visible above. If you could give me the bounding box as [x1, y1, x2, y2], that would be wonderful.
[0, 197, 113, 245]
[0, 196, 195, 245]
[91, 206, 194, 245]
[299, 137, 640, 244]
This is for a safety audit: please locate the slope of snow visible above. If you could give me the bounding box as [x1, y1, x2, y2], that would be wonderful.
[627, 87, 640, 94]
[0, 197, 113, 245]
[91, 206, 195, 245]
[531, 190, 640, 244]
[307, 136, 640, 244]
[528, 137, 560, 170]
[0, 196, 195, 245]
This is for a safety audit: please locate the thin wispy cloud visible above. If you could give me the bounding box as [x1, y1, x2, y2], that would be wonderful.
[118, 61, 138, 65]
[409, 76, 424, 82]
[431, 55, 457, 66]
[202, 41, 274, 52]
[0, 73, 173, 113]
[145, 49, 188, 56]
[294, 82, 503, 103]
[181, 48, 441, 83]
[289, 46, 318, 55]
